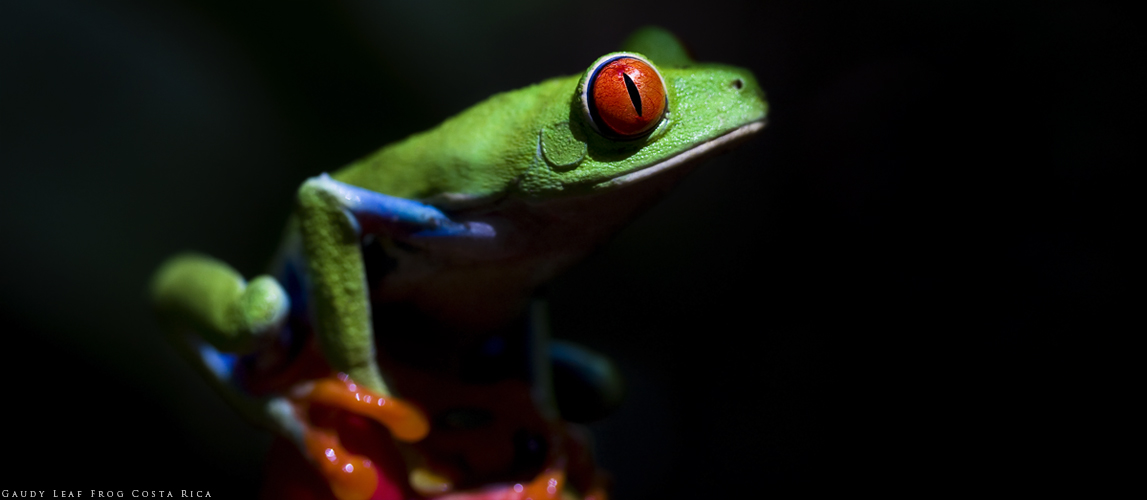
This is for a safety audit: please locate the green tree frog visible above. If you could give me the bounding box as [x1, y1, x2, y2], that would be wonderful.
[151, 26, 766, 500]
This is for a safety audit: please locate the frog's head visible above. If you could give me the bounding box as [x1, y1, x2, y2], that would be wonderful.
[514, 27, 767, 198]
[356, 29, 768, 330]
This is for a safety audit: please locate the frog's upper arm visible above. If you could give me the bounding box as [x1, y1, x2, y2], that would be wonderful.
[294, 174, 494, 394]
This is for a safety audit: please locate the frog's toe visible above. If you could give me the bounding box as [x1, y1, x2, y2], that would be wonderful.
[292, 376, 430, 443]
[239, 275, 289, 338]
[265, 396, 382, 500]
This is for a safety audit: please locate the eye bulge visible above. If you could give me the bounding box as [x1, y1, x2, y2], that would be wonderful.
[585, 55, 667, 139]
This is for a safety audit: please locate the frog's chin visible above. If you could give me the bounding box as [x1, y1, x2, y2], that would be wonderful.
[592, 119, 766, 190]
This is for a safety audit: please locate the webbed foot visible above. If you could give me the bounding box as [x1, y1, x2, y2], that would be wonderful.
[272, 374, 430, 500]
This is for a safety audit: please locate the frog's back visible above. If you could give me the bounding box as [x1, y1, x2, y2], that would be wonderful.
[333, 76, 578, 201]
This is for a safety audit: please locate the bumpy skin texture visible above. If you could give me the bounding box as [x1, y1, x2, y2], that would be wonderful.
[151, 26, 767, 500]
[296, 178, 388, 393]
[333, 55, 765, 202]
[151, 253, 287, 353]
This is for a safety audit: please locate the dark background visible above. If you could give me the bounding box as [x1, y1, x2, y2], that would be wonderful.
[0, 0, 1137, 496]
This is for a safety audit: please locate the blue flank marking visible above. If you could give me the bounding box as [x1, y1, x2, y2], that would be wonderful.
[315, 174, 495, 239]
[318, 174, 447, 226]
[413, 221, 495, 238]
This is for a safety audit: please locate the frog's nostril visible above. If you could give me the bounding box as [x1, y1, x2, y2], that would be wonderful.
[732, 78, 744, 90]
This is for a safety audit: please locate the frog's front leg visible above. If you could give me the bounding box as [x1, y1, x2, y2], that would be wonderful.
[295, 173, 495, 394]
[262, 376, 430, 500]
[287, 174, 493, 499]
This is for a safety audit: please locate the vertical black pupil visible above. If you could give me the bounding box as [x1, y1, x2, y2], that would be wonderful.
[622, 73, 643, 116]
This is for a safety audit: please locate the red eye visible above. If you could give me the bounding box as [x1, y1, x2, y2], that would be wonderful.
[587, 56, 666, 138]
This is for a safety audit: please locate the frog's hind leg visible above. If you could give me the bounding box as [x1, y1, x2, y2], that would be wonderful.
[151, 252, 292, 426]
[151, 253, 288, 392]
[151, 253, 289, 355]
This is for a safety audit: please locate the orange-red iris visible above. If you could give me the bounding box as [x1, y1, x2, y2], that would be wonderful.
[590, 57, 666, 138]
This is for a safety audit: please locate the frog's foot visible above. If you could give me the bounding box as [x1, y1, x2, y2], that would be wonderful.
[409, 423, 610, 500]
[294, 374, 430, 442]
[422, 467, 564, 500]
[426, 464, 608, 500]
[277, 374, 430, 500]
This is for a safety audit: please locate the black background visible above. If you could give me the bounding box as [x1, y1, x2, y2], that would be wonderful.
[0, 0, 1137, 496]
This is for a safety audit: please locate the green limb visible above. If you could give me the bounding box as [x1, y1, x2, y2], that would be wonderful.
[150, 253, 288, 352]
[296, 177, 389, 395]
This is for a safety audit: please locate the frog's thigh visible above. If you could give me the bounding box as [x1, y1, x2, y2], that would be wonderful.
[151, 253, 288, 352]
[550, 340, 625, 423]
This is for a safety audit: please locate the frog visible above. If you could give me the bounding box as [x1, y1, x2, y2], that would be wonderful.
[150, 26, 767, 500]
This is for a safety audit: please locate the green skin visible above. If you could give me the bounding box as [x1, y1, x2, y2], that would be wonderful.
[336, 45, 766, 203]
[152, 27, 767, 425]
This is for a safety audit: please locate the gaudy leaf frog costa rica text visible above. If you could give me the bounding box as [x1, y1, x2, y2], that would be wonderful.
[151, 26, 767, 500]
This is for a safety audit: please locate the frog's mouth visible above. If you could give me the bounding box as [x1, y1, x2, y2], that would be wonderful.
[592, 119, 766, 190]
[423, 119, 765, 210]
